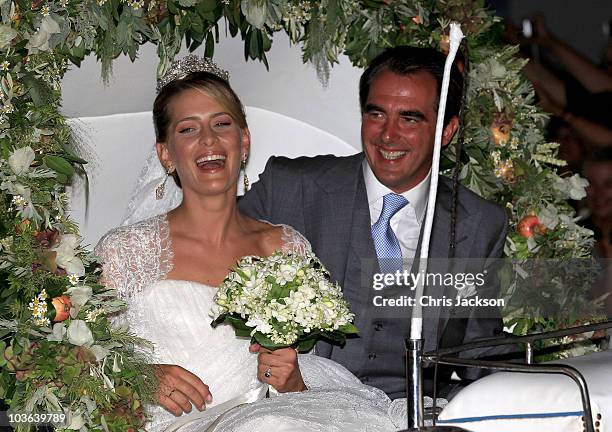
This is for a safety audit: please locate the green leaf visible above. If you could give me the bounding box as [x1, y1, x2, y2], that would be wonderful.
[188, 37, 203, 52]
[338, 323, 359, 334]
[297, 338, 316, 351]
[22, 76, 51, 106]
[196, 0, 218, 14]
[252, 332, 288, 350]
[226, 315, 251, 332]
[56, 173, 69, 185]
[261, 52, 269, 70]
[233, 327, 251, 338]
[210, 313, 226, 328]
[68, 44, 87, 66]
[43, 155, 75, 178]
[261, 31, 271, 51]
[61, 153, 88, 165]
[190, 15, 204, 35]
[200, 11, 217, 21]
[204, 31, 215, 58]
[1, 286, 15, 298]
[167, 0, 179, 15]
[249, 29, 260, 59]
[213, 314, 254, 337]
[243, 29, 251, 61]
[127, 43, 137, 62]
[228, 21, 239, 37]
[62, 365, 81, 383]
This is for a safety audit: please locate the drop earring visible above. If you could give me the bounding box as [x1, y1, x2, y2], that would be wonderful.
[156, 166, 174, 200]
[241, 156, 250, 192]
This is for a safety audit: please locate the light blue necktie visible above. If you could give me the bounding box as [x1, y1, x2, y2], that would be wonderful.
[371, 193, 409, 276]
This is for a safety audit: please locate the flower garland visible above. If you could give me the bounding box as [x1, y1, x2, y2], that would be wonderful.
[0, 0, 604, 429]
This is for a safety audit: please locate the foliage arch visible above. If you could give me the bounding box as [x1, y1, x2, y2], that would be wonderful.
[0, 0, 598, 429]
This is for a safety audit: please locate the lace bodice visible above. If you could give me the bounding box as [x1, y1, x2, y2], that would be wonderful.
[95, 214, 311, 302]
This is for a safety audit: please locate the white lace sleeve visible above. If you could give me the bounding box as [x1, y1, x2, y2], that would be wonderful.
[280, 225, 312, 256]
[95, 214, 173, 300]
[94, 215, 173, 330]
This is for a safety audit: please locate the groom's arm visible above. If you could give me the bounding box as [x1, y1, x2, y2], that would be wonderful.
[239, 156, 308, 229]
[456, 206, 519, 379]
[239, 157, 278, 221]
[462, 207, 508, 345]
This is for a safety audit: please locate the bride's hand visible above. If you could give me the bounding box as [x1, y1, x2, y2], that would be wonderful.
[250, 344, 307, 393]
[155, 364, 213, 416]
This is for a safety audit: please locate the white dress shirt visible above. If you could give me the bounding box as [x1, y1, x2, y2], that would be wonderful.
[363, 160, 431, 268]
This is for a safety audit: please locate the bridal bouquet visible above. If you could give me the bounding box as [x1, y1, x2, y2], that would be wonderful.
[211, 252, 357, 350]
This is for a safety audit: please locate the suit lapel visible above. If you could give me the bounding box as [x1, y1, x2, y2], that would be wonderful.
[345, 172, 378, 319]
[303, 154, 367, 290]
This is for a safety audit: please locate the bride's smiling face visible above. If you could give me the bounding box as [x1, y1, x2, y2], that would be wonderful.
[156, 87, 250, 197]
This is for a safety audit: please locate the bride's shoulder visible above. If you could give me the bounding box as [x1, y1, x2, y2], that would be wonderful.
[95, 214, 167, 255]
[254, 220, 312, 256]
[242, 217, 311, 256]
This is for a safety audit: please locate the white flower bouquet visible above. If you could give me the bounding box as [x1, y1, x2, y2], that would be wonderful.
[211, 251, 358, 350]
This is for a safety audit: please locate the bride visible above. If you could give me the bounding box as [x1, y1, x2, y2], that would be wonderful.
[95, 56, 404, 431]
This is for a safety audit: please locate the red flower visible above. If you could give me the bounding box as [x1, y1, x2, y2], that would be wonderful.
[517, 215, 546, 238]
[51, 295, 72, 322]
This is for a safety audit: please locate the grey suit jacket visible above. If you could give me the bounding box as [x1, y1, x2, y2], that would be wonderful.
[239, 153, 508, 399]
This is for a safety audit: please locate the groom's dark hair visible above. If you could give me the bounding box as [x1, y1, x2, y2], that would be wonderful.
[359, 46, 464, 127]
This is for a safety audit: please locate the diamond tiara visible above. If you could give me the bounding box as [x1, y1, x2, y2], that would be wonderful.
[156, 55, 230, 93]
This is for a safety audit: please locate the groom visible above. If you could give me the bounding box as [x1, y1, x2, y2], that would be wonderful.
[240, 46, 508, 399]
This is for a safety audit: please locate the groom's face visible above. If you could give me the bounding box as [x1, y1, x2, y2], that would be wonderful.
[361, 69, 458, 193]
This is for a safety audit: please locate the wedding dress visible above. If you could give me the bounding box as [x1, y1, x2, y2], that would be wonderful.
[95, 213, 407, 432]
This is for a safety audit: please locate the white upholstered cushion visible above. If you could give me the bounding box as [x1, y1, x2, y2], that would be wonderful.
[438, 350, 612, 431]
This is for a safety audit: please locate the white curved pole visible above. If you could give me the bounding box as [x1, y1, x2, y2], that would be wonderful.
[409, 23, 464, 340]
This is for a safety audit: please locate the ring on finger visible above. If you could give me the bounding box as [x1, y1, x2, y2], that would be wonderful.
[264, 367, 272, 378]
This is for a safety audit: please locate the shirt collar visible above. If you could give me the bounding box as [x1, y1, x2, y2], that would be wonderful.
[362, 159, 431, 223]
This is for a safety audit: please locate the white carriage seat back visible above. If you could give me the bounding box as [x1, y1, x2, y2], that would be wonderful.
[67, 107, 357, 248]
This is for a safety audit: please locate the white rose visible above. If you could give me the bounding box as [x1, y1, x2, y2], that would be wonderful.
[277, 264, 297, 284]
[52, 234, 85, 277]
[8, 147, 35, 176]
[298, 285, 316, 299]
[67, 320, 94, 346]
